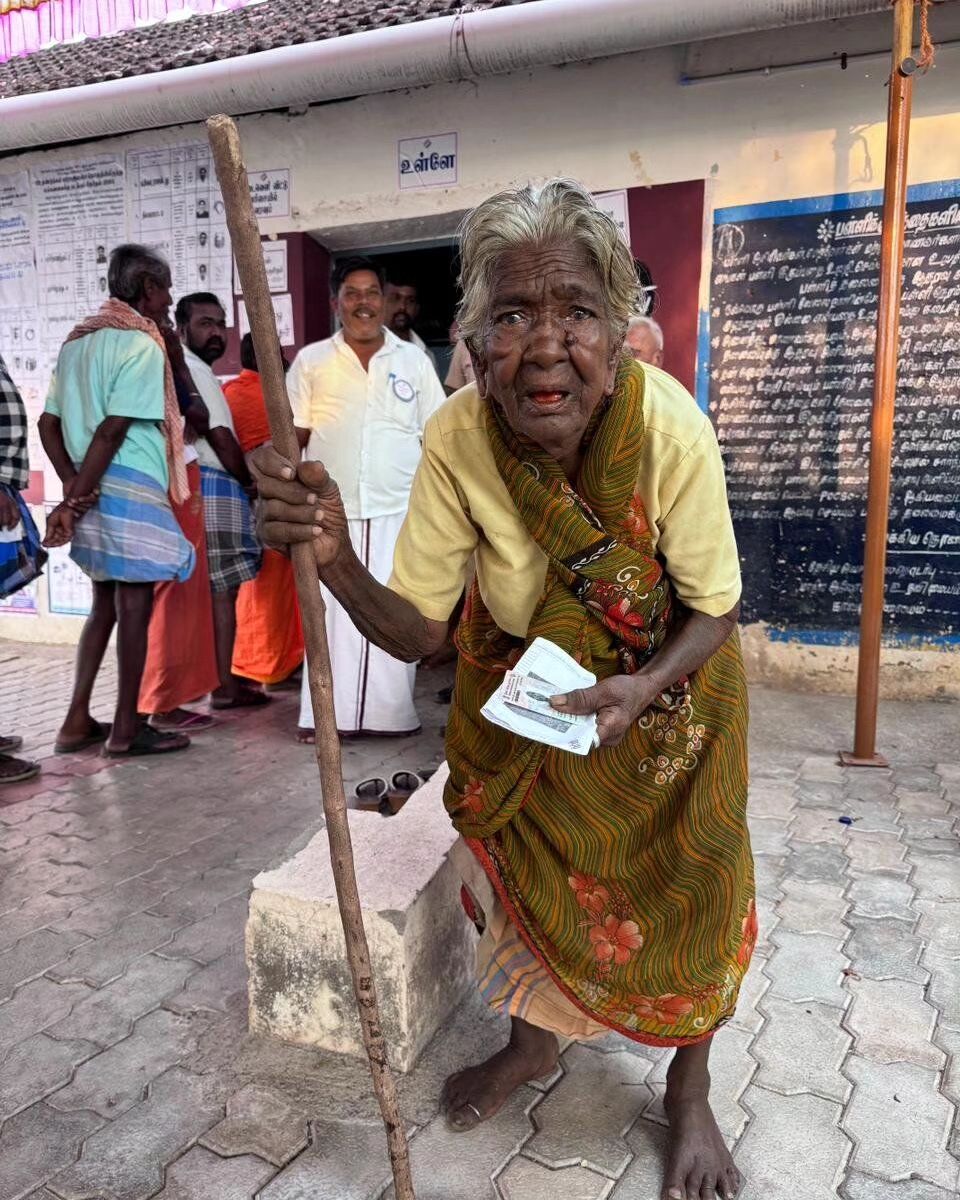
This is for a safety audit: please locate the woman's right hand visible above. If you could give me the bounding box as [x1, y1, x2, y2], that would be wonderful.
[250, 444, 350, 571]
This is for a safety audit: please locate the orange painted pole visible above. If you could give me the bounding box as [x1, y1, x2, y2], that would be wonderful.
[841, 0, 916, 768]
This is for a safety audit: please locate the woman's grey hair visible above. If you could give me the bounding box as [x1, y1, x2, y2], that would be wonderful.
[107, 244, 170, 304]
[456, 179, 640, 353]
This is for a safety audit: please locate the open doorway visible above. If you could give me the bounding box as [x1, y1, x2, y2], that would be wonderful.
[332, 241, 460, 381]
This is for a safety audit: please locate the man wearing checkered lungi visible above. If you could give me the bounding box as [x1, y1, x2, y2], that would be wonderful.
[177, 293, 265, 711]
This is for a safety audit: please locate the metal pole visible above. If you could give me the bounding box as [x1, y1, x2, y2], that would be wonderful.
[840, 0, 916, 768]
[206, 114, 417, 1199]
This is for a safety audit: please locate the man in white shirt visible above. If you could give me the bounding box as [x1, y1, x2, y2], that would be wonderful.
[289, 257, 446, 742]
[177, 293, 265, 711]
[384, 277, 437, 367]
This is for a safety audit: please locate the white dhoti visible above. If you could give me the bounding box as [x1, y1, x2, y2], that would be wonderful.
[298, 511, 419, 735]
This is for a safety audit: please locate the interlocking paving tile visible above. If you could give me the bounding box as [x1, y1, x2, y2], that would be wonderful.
[48, 849, 155, 898]
[841, 1056, 959, 1190]
[844, 977, 943, 1070]
[909, 856, 960, 903]
[752, 853, 786, 901]
[794, 780, 846, 810]
[745, 817, 791, 857]
[895, 790, 950, 816]
[199, 1083, 309, 1166]
[0, 1032, 97, 1121]
[735, 1087, 851, 1200]
[0, 1102, 103, 1199]
[729, 963, 770, 1035]
[785, 843, 847, 884]
[846, 876, 918, 922]
[151, 1145, 276, 1199]
[498, 1154, 614, 1199]
[258, 1119, 397, 1200]
[789, 808, 847, 846]
[766, 931, 848, 1007]
[933, 1025, 960, 1156]
[159, 895, 249, 965]
[775, 879, 849, 938]
[50, 1009, 203, 1118]
[525, 1045, 649, 1177]
[843, 915, 928, 983]
[147, 868, 251, 924]
[48, 954, 197, 1048]
[844, 1173, 959, 1200]
[922, 948, 960, 1030]
[606, 1118, 671, 1199]
[844, 831, 909, 875]
[0, 977, 92, 1056]
[746, 783, 797, 820]
[0, 928, 89, 1000]
[383, 1089, 537, 1199]
[0, 893, 80, 952]
[892, 767, 942, 793]
[164, 951, 248, 1014]
[47, 912, 182, 987]
[51, 878, 172, 938]
[50, 1067, 223, 1200]
[641, 1024, 755, 1141]
[844, 772, 895, 801]
[799, 756, 845, 784]
[751, 997, 851, 1101]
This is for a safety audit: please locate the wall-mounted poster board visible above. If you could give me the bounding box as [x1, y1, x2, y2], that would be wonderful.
[707, 179, 960, 641]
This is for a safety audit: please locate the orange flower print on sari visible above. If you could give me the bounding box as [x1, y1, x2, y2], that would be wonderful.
[589, 914, 644, 967]
[629, 993, 695, 1025]
[621, 492, 650, 542]
[457, 779, 485, 817]
[568, 871, 611, 916]
[738, 898, 759, 967]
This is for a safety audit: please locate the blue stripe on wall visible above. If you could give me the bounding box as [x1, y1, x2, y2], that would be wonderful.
[715, 177, 960, 225]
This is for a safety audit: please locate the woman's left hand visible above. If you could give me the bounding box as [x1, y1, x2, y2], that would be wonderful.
[551, 674, 662, 747]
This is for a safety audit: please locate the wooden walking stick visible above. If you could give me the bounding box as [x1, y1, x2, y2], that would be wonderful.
[207, 113, 416, 1200]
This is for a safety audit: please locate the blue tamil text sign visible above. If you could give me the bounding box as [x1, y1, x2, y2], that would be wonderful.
[398, 133, 458, 190]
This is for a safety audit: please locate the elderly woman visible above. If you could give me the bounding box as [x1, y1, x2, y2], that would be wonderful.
[257, 180, 754, 1200]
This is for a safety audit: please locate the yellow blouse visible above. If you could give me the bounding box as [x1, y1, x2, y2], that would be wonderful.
[388, 365, 742, 637]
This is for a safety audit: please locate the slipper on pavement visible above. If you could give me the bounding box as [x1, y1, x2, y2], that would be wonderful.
[355, 777, 388, 811]
[0, 735, 23, 754]
[104, 725, 190, 758]
[54, 721, 112, 755]
[0, 754, 41, 784]
[211, 689, 271, 711]
[150, 710, 217, 732]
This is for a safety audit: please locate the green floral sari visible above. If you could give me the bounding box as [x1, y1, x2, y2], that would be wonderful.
[444, 362, 755, 1046]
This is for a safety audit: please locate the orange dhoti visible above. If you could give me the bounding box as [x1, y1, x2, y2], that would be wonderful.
[139, 461, 220, 714]
[231, 548, 303, 685]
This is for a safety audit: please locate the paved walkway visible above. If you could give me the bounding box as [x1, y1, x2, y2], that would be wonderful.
[0, 639, 957, 1200]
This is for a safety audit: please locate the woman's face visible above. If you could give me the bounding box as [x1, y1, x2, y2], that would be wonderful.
[474, 242, 620, 463]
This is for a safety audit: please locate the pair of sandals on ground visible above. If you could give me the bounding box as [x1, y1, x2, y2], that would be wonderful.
[50, 685, 271, 759]
[354, 767, 435, 815]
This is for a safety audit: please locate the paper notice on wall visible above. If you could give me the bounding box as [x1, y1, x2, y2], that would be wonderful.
[234, 240, 288, 295]
[0, 312, 45, 469]
[32, 156, 126, 363]
[45, 529, 93, 616]
[238, 292, 294, 346]
[0, 576, 38, 616]
[247, 169, 291, 219]
[127, 144, 234, 322]
[594, 190, 631, 246]
[0, 170, 36, 310]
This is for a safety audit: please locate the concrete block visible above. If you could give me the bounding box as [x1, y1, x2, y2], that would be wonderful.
[247, 764, 475, 1072]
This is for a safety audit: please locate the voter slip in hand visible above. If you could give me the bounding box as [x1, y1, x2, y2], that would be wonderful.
[481, 637, 599, 756]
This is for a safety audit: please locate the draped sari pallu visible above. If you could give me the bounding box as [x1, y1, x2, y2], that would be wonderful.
[445, 362, 756, 1048]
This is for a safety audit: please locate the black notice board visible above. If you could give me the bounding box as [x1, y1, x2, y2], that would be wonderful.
[708, 182, 960, 639]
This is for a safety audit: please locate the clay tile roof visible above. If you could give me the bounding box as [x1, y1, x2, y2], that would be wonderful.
[0, 0, 540, 100]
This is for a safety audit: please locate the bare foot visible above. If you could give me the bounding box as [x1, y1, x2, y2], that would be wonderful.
[661, 1050, 741, 1200]
[440, 1017, 558, 1133]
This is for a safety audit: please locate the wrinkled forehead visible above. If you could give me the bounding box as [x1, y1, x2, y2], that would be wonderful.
[487, 241, 606, 308]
